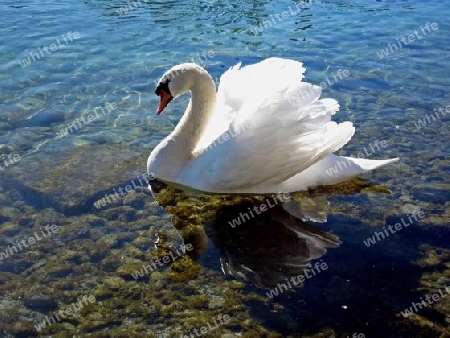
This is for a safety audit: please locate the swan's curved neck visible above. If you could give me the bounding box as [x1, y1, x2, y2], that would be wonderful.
[171, 70, 217, 155]
[150, 67, 216, 181]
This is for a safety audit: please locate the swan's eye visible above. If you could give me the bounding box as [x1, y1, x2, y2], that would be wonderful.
[155, 78, 171, 96]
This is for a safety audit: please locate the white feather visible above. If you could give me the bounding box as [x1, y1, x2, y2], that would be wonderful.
[149, 58, 399, 194]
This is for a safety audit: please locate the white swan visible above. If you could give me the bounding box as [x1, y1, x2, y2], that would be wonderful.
[147, 58, 398, 194]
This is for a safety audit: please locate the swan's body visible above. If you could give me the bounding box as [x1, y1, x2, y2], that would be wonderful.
[148, 58, 398, 194]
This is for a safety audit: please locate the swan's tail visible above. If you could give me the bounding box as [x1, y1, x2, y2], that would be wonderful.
[281, 154, 399, 192]
[341, 156, 399, 173]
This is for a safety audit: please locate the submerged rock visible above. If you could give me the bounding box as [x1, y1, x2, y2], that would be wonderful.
[413, 187, 450, 204]
[23, 294, 58, 311]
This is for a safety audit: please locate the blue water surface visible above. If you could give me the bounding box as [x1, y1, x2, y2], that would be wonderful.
[0, 0, 449, 337]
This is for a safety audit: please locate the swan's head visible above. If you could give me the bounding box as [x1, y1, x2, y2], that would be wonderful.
[155, 63, 206, 115]
[155, 78, 174, 115]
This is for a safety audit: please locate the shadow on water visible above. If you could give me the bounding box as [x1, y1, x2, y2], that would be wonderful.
[204, 200, 340, 288]
[149, 179, 450, 337]
[0, 171, 155, 216]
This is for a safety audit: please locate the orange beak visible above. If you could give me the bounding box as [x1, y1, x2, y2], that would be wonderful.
[157, 90, 172, 115]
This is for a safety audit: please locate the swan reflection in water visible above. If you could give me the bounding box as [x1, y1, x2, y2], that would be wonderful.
[148, 179, 340, 289]
[204, 197, 339, 288]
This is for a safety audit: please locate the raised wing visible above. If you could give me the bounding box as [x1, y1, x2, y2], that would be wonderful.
[184, 58, 354, 193]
